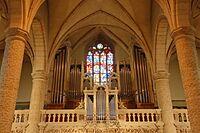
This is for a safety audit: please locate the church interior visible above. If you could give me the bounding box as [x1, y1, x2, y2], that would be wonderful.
[0, 0, 200, 133]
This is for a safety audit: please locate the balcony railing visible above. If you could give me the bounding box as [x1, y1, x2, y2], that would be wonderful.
[12, 110, 29, 133]
[118, 109, 161, 123]
[13, 110, 29, 123]
[174, 109, 190, 132]
[40, 109, 85, 123]
[12, 109, 190, 133]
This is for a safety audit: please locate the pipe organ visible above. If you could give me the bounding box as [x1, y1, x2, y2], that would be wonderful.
[67, 64, 82, 100]
[133, 46, 154, 108]
[119, 63, 133, 100]
[65, 63, 82, 109]
[48, 45, 154, 110]
[51, 47, 66, 104]
[84, 73, 119, 121]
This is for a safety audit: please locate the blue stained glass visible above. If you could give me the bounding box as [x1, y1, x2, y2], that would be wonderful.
[87, 56, 92, 63]
[106, 73, 111, 82]
[107, 52, 113, 65]
[100, 65, 106, 73]
[94, 65, 100, 73]
[87, 55, 93, 74]
[101, 73, 107, 83]
[94, 56, 99, 64]
[86, 43, 113, 84]
[100, 55, 106, 65]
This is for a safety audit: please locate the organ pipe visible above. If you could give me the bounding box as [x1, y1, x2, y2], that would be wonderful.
[133, 46, 153, 104]
[119, 60, 133, 100]
[51, 47, 67, 104]
[51, 57, 56, 103]
[135, 49, 142, 103]
[68, 61, 82, 100]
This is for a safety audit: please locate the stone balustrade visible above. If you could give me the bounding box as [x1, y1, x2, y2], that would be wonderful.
[12, 110, 29, 133]
[174, 109, 189, 123]
[40, 109, 85, 123]
[174, 109, 190, 133]
[13, 110, 29, 123]
[118, 109, 161, 123]
[11, 109, 190, 133]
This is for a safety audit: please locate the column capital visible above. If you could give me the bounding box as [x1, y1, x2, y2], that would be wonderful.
[171, 26, 195, 41]
[31, 70, 47, 80]
[153, 70, 170, 80]
[5, 27, 30, 43]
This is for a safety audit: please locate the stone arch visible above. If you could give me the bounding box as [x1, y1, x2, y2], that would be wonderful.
[7, 0, 46, 31]
[154, 0, 192, 30]
[154, 16, 170, 72]
[172, 0, 191, 28]
[31, 18, 46, 71]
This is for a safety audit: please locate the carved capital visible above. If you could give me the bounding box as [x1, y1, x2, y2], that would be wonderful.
[153, 71, 170, 80]
[5, 27, 30, 43]
[31, 70, 47, 80]
[171, 26, 195, 41]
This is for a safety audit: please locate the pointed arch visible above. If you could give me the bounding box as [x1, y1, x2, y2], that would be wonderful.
[31, 18, 46, 71]
[154, 16, 170, 72]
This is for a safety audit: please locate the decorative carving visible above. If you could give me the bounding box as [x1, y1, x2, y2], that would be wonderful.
[42, 127, 159, 133]
[75, 99, 85, 109]
[118, 101, 127, 109]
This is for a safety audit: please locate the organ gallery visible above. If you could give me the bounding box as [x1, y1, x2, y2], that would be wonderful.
[0, 0, 200, 133]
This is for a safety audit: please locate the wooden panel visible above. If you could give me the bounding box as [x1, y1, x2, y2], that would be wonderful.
[45, 103, 65, 109]
[136, 103, 155, 109]
[65, 100, 80, 109]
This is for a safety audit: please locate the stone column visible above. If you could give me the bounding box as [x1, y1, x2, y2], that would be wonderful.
[171, 27, 200, 133]
[154, 71, 176, 133]
[0, 28, 29, 133]
[26, 70, 47, 133]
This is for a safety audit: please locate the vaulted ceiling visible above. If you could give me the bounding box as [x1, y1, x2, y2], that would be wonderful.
[0, 0, 199, 57]
[46, 0, 152, 56]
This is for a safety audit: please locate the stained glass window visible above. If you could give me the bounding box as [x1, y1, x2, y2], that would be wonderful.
[86, 43, 113, 85]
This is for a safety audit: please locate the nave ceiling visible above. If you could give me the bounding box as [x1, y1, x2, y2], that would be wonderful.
[46, 0, 152, 60]
[0, 0, 199, 68]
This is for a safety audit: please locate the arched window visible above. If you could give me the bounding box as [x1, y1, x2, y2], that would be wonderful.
[86, 43, 113, 85]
